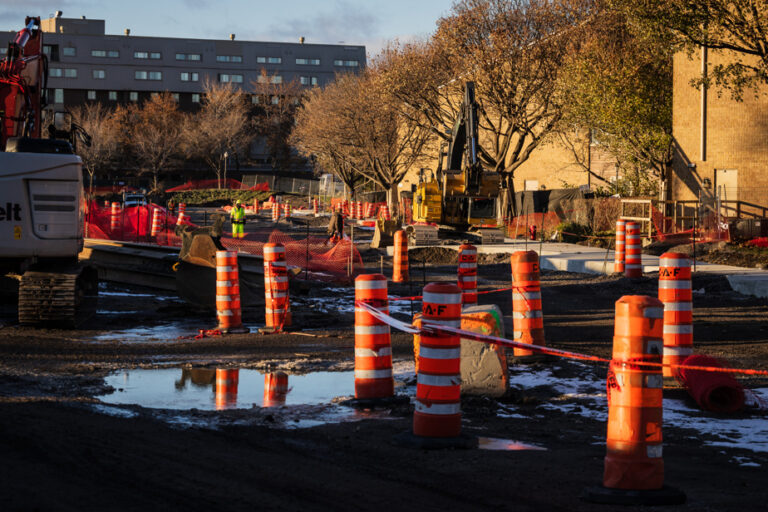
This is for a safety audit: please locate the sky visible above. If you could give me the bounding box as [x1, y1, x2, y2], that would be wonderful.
[0, 0, 454, 56]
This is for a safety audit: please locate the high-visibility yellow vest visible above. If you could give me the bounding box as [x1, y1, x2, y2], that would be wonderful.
[232, 206, 245, 221]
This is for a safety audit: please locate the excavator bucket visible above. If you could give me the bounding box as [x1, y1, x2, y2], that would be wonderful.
[371, 218, 400, 248]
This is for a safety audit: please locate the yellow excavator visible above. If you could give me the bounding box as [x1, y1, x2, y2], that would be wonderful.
[412, 82, 500, 232]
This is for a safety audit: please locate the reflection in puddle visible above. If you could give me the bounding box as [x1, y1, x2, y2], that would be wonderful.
[477, 437, 547, 451]
[90, 322, 262, 343]
[103, 368, 354, 410]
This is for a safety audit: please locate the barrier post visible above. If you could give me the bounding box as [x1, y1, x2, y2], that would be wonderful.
[284, 202, 291, 220]
[614, 219, 626, 274]
[354, 274, 394, 400]
[215, 251, 248, 334]
[392, 230, 409, 283]
[215, 368, 239, 410]
[458, 243, 478, 305]
[624, 221, 642, 279]
[312, 198, 319, 216]
[262, 242, 291, 333]
[583, 295, 685, 505]
[110, 202, 120, 234]
[380, 204, 391, 221]
[176, 211, 187, 226]
[658, 252, 693, 379]
[150, 207, 162, 239]
[511, 251, 545, 358]
[272, 202, 280, 223]
[263, 372, 289, 407]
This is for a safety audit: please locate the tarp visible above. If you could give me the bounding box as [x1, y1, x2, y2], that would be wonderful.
[512, 188, 585, 217]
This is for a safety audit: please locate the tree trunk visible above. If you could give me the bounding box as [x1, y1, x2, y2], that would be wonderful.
[500, 174, 517, 226]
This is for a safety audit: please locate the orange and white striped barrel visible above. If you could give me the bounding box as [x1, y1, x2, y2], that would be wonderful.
[283, 202, 291, 220]
[624, 221, 642, 279]
[380, 204, 391, 221]
[658, 252, 693, 378]
[263, 371, 289, 407]
[365, 203, 374, 218]
[176, 211, 188, 226]
[178, 203, 186, 217]
[614, 219, 626, 274]
[271, 202, 280, 222]
[354, 274, 394, 399]
[357, 201, 363, 219]
[263, 242, 291, 330]
[215, 368, 239, 410]
[414, 282, 462, 438]
[604, 295, 664, 490]
[342, 200, 349, 216]
[458, 243, 478, 305]
[216, 251, 244, 332]
[150, 207, 163, 238]
[110, 202, 120, 232]
[392, 230, 408, 283]
[511, 251, 545, 357]
[312, 198, 319, 216]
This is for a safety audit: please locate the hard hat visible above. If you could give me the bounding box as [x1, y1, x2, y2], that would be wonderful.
[236, 200, 241, 205]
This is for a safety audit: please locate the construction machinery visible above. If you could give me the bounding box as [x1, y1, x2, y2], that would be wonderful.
[412, 82, 502, 243]
[0, 16, 97, 326]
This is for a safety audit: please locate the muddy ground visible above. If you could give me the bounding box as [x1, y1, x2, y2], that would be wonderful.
[1, 227, 768, 511]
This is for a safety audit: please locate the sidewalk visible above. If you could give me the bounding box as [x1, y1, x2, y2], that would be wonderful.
[389, 240, 768, 299]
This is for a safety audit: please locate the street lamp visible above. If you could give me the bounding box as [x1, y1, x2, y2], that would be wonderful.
[223, 151, 229, 189]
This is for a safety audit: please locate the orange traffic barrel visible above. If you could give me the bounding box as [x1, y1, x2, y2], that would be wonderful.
[392, 230, 409, 283]
[458, 243, 478, 305]
[511, 251, 545, 357]
[110, 202, 120, 233]
[614, 219, 626, 274]
[215, 250, 246, 333]
[606, 295, 664, 489]
[263, 242, 291, 331]
[624, 221, 642, 279]
[178, 203, 186, 216]
[215, 368, 239, 410]
[263, 371, 289, 407]
[176, 211, 188, 226]
[312, 198, 319, 216]
[658, 253, 693, 378]
[283, 202, 291, 220]
[354, 274, 394, 399]
[414, 282, 462, 438]
[150, 207, 162, 238]
[380, 204, 391, 221]
[272, 202, 280, 222]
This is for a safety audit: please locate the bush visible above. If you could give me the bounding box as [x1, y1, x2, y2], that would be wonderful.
[554, 221, 592, 243]
[169, 189, 273, 207]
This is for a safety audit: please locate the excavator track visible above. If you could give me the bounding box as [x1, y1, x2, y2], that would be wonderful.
[18, 265, 98, 327]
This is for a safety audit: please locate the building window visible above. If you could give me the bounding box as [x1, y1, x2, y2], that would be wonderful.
[218, 73, 243, 83]
[257, 56, 282, 64]
[151, 92, 159, 99]
[63, 68, 77, 78]
[257, 75, 282, 84]
[62, 47, 76, 57]
[296, 58, 320, 65]
[149, 71, 162, 80]
[334, 59, 360, 67]
[93, 69, 106, 79]
[180, 72, 199, 82]
[300, 76, 318, 86]
[49, 68, 63, 77]
[0, 48, 6, 55]
[91, 50, 106, 57]
[135, 71, 148, 80]
[87, 90, 96, 100]
[176, 53, 202, 61]
[191, 93, 201, 103]
[271, 95, 280, 105]
[216, 55, 243, 63]
[108, 50, 119, 58]
[150, 52, 161, 59]
[172, 93, 180, 102]
[108, 91, 117, 101]
[251, 95, 261, 104]
[54, 89, 64, 103]
[134, 51, 149, 59]
[43, 45, 52, 55]
[129, 91, 139, 102]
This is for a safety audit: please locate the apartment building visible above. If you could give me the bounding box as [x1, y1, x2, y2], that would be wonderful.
[0, 14, 366, 112]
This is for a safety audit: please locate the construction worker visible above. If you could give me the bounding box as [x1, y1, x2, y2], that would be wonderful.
[231, 199, 246, 238]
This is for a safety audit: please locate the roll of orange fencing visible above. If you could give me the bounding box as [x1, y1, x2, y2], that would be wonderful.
[263, 371, 289, 407]
[263, 242, 291, 331]
[215, 250, 244, 333]
[614, 219, 626, 274]
[458, 243, 478, 305]
[658, 252, 693, 378]
[380, 204, 391, 221]
[150, 207, 162, 238]
[272, 202, 280, 222]
[176, 211, 188, 226]
[624, 221, 642, 279]
[414, 282, 462, 438]
[215, 368, 239, 410]
[392, 230, 409, 283]
[110, 202, 120, 233]
[604, 295, 665, 490]
[511, 251, 545, 357]
[354, 274, 394, 399]
[283, 202, 291, 220]
[312, 198, 319, 216]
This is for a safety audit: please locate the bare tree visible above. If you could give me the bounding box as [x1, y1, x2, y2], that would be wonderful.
[70, 102, 121, 195]
[185, 80, 249, 188]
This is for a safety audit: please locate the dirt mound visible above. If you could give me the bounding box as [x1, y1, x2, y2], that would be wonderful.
[409, 247, 512, 266]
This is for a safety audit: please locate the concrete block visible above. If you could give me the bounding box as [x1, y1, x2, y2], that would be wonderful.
[460, 304, 509, 397]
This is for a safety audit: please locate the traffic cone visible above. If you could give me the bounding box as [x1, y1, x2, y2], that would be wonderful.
[392, 230, 409, 283]
[511, 250, 546, 360]
[458, 243, 478, 305]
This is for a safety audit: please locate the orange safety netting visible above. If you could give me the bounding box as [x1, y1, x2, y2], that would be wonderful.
[505, 212, 561, 239]
[84, 201, 362, 282]
[651, 205, 729, 243]
[329, 198, 386, 218]
[166, 179, 269, 192]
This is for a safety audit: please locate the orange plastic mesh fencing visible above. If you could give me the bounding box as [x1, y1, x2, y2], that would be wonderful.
[505, 212, 561, 239]
[84, 201, 362, 282]
[650, 205, 729, 243]
[166, 179, 269, 192]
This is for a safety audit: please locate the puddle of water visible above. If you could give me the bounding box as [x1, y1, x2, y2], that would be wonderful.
[91, 322, 262, 343]
[478, 437, 547, 451]
[102, 368, 355, 410]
